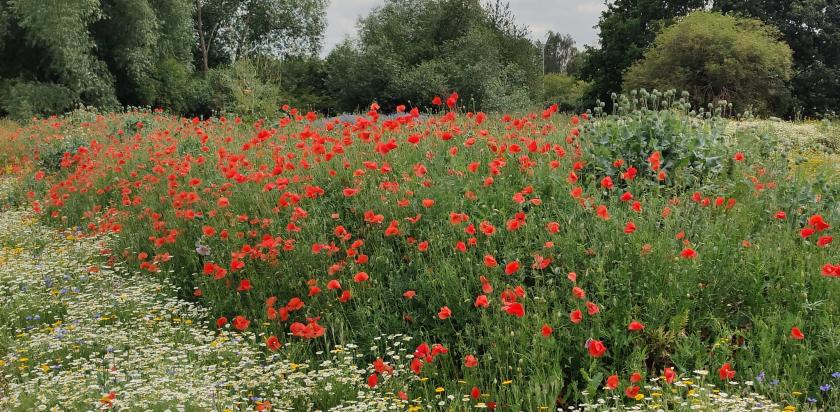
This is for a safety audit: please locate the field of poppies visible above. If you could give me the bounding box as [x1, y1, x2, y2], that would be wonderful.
[0, 91, 838, 411]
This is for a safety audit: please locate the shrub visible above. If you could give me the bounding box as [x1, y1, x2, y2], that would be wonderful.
[543, 73, 589, 111]
[623, 11, 793, 116]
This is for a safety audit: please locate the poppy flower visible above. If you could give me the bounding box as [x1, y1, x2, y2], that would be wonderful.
[502, 302, 525, 317]
[438, 306, 452, 320]
[733, 152, 745, 161]
[464, 355, 478, 368]
[403, 290, 416, 299]
[484, 254, 498, 267]
[605, 374, 619, 390]
[628, 320, 645, 332]
[266, 335, 281, 351]
[541, 324, 553, 337]
[801, 227, 815, 238]
[596, 205, 610, 220]
[586, 301, 600, 315]
[232, 315, 250, 331]
[790, 326, 805, 340]
[718, 363, 736, 380]
[339, 290, 352, 302]
[470, 386, 480, 399]
[569, 309, 583, 324]
[572, 286, 585, 299]
[624, 386, 640, 398]
[774, 211, 786, 220]
[353, 272, 369, 282]
[664, 367, 676, 384]
[216, 316, 228, 328]
[630, 372, 642, 383]
[237, 279, 252, 292]
[474, 294, 489, 308]
[680, 248, 698, 259]
[587, 339, 607, 357]
[367, 373, 378, 388]
[808, 214, 831, 231]
[504, 260, 520, 275]
[817, 236, 833, 247]
[624, 221, 637, 234]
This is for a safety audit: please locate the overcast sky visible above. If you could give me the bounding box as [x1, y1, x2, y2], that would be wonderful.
[322, 0, 606, 55]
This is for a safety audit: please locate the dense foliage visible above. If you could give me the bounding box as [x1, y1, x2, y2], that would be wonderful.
[622, 12, 793, 115]
[3, 94, 838, 410]
[579, 0, 705, 109]
[323, 0, 541, 112]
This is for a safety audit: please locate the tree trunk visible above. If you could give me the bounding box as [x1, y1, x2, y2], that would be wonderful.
[196, 0, 209, 72]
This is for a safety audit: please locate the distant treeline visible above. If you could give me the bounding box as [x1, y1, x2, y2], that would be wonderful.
[0, 0, 837, 118]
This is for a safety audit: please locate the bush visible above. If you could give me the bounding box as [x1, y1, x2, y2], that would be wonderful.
[583, 89, 731, 191]
[623, 11, 793, 116]
[543, 73, 589, 111]
[0, 80, 77, 119]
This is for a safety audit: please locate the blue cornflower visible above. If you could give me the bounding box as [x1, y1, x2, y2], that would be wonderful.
[832, 372, 840, 379]
[820, 384, 831, 392]
[756, 371, 765, 382]
[770, 379, 779, 386]
[806, 397, 816, 404]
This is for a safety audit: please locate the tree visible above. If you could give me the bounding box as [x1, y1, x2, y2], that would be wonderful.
[324, 0, 541, 112]
[713, 0, 840, 116]
[194, 0, 327, 72]
[536, 32, 580, 75]
[622, 11, 793, 114]
[580, 0, 707, 107]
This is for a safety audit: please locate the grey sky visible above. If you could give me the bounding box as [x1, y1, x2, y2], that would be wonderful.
[322, 0, 606, 55]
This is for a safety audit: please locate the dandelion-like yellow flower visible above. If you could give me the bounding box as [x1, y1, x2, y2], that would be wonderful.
[435, 387, 445, 393]
[502, 380, 513, 385]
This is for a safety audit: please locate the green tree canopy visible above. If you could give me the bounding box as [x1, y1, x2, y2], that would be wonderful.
[714, 0, 840, 116]
[324, 0, 541, 112]
[622, 11, 793, 115]
[580, 0, 706, 107]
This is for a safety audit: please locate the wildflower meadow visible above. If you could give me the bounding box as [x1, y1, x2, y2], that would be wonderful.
[0, 90, 837, 411]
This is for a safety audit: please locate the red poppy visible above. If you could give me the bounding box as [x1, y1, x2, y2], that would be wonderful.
[664, 367, 676, 384]
[367, 373, 378, 388]
[504, 260, 520, 275]
[624, 221, 637, 234]
[216, 316, 228, 328]
[628, 320, 645, 332]
[474, 294, 489, 308]
[569, 309, 583, 324]
[438, 306, 452, 320]
[624, 386, 640, 398]
[266, 335, 281, 351]
[680, 248, 698, 259]
[586, 301, 600, 315]
[774, 211, 786, 219]
[733, 152, 745, 161]
[572, 286, 585, 299]
[605, 374, 619, 390]
[541, 324, 553, 337]
[403, 290, 416, 299]
[587, 339, 607, 357]
[353, 272, 369, 282]
[470, 386, 481, 399]
[817, 236, 833, 247]
[808, 214, 831, 231]
[630, 372, 642, 383]
[790, 326, 805, 340]
[502, 302, 525, 318]
[464, 354, 478, 368]
[237, 279, 252, 292]
[232, 315, 250, 331]
[718, 363, 736, 380]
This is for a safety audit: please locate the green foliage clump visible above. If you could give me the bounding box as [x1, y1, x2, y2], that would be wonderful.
[584, 90, 731, 190]
[324, 0, 541, 112]
[542, 74, 588, 111]
[622, 12, 793, 116]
